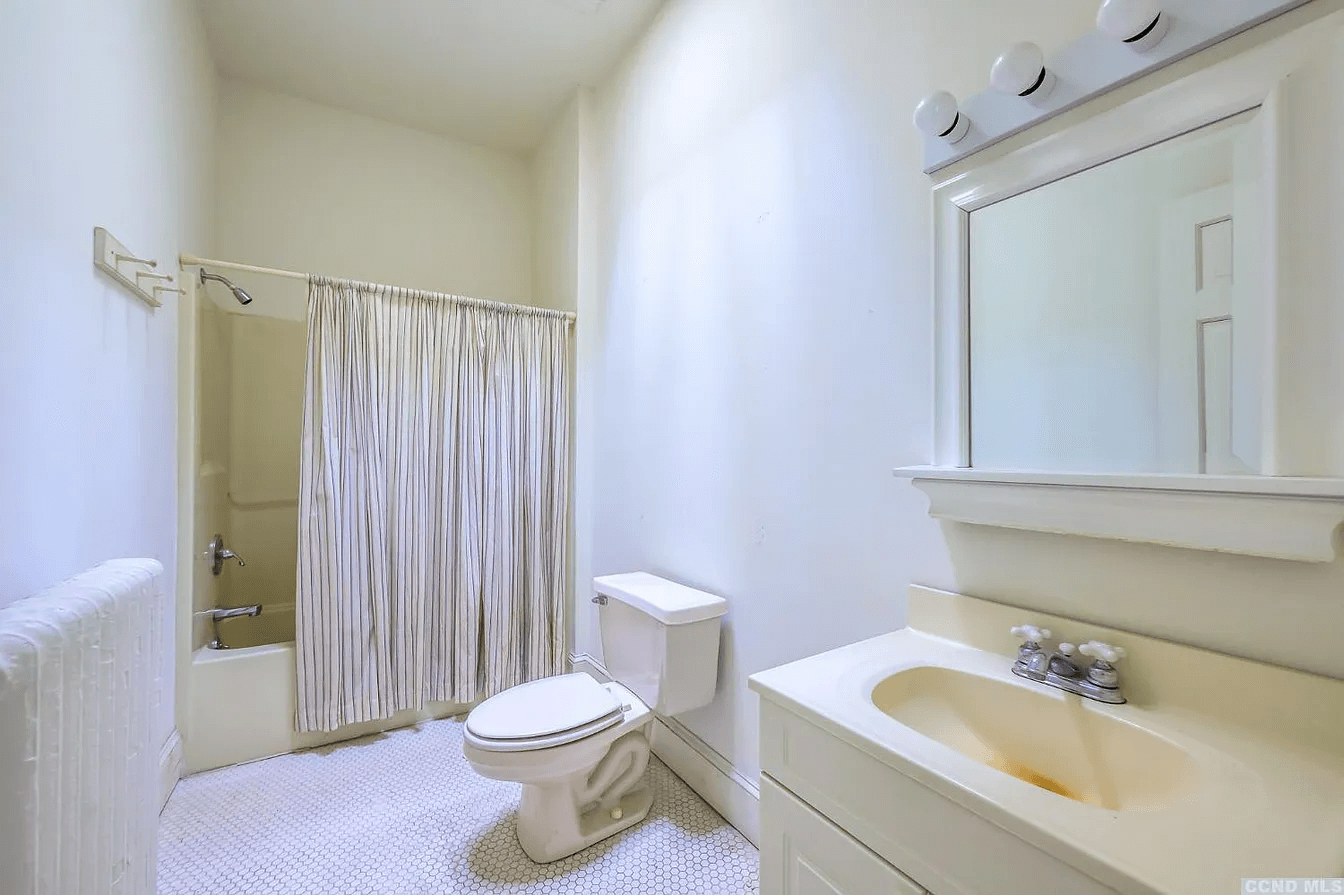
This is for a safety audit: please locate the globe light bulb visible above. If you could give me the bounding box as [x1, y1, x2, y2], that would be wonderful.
[913, 91, 970, 144]
[990, 42, 1055, 101]
[1097, 0, 1170, 51]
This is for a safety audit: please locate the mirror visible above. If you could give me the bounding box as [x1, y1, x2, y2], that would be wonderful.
[968, 111, 1266, 474]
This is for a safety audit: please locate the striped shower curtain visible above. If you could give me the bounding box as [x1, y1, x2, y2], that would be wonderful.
[295, 276, 571, 733]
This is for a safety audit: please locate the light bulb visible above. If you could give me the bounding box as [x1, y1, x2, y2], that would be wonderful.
[990, 42, 1055, 102]
[1097, 0, 1170, 51]
[913, 91, 970, 144]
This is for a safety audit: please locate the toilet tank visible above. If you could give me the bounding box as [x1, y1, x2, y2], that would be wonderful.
[593, 572, 727, 716]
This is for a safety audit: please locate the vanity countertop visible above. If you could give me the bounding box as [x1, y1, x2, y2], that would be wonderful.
[749, 585, 1344, 895]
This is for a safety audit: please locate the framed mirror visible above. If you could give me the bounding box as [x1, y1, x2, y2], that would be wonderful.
[902, 11, 1344, 562]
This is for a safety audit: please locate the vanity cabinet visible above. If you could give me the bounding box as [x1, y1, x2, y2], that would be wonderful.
[757, 701, 1115, 895]
[760, 777, 926, 895]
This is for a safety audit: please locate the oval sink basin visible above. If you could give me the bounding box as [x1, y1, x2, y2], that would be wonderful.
[871, 666, 1199, 811]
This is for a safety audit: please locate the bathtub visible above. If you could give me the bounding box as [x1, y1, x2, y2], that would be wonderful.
[187, 641, 468, 773]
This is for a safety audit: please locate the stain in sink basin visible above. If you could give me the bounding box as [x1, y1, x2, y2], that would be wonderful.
[989, 755, 1086, 803]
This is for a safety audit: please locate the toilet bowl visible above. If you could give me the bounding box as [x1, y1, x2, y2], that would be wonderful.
[463, 572, 727, 863]
[464, 675, 654, 863]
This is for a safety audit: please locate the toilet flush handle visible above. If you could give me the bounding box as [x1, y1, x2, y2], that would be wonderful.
[592, 595, 608, 605]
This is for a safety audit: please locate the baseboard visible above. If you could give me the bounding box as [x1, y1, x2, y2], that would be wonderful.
[569, 652, 760, 846]
[650, 716, 760, 846]
[158, 728, 185, 811]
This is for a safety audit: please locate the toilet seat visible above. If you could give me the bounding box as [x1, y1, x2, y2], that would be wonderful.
[465, 673, 626, 753]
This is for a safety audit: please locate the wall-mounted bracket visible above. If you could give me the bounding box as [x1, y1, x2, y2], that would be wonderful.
[93, 227, 165, 308]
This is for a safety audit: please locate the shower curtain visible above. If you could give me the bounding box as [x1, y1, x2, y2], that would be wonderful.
[295, 276, 571, 733]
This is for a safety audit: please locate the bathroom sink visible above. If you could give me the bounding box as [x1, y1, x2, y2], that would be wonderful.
[870, 666, 1198, 811]
[753, 587, 1344, 893]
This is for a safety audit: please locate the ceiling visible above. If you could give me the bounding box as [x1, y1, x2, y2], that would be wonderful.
[198, 0, 664, 153]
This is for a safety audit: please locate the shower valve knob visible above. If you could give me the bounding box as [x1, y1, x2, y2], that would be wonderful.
[208, 534, 246, 575]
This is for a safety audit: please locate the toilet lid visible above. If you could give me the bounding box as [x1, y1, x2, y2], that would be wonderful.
[466, 673, 623, 743]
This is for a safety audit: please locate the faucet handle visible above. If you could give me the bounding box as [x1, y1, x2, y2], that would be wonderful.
[1079, 641, 1126, 664]
[1010, 624, 1052, 643]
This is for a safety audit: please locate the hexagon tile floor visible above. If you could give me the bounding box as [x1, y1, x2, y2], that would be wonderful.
[158, 717, 759, 894]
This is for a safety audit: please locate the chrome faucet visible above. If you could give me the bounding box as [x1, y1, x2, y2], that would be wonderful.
[207, 534, 245, 576]
[206, 604, 262, 650]
[1011, 624, 1127, 705]
[211, 605, 261, 621]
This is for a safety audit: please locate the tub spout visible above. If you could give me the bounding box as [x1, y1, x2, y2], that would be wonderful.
[211, 605, 262, 621]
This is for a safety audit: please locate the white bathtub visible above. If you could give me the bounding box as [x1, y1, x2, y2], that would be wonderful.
[187, 642, 466, 773]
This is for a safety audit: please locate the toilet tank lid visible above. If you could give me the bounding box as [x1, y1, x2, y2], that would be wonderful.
[593, 572, 728, 625]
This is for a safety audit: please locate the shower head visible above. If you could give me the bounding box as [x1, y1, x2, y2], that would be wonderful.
[199, 269, 253, 305]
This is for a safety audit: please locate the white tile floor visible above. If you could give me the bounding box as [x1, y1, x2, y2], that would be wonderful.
[158, 717, 759, 894]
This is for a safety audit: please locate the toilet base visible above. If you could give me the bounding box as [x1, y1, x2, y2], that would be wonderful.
[511, 728, 655, 863]
[517, 783, 654, 863]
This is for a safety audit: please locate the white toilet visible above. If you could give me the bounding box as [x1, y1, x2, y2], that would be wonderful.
[462, 572, 727, 863]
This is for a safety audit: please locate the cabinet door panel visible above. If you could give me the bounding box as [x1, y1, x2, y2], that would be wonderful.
[760, 702, 1116, 895]
[761, 776, 926, 895]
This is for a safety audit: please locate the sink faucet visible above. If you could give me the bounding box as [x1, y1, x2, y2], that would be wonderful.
[1011, 625, 1127, 705]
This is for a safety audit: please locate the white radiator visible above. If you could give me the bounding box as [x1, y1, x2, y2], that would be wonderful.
[0, 559, 166, 895]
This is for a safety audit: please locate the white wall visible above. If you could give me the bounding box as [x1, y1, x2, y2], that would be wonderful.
[213, 81, 534, 322]
[531, 93, 590, 663]
[0, 0, 216, 754]
[532, 95, 583, 315]
[576, 0, 1344, 794]
[576, 0, 1095, 784]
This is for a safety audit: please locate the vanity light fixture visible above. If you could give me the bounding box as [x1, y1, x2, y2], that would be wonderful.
[913, 91, 970, 144]
[1097, 0, 1171, 52]
[990, 42, 1056, 102]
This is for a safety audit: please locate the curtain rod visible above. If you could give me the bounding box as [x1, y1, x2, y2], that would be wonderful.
[178, 253, 577, 321]
[179, 253, 309, 282]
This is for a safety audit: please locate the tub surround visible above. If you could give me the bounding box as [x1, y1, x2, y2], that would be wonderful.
[750, 585, 1344, 894]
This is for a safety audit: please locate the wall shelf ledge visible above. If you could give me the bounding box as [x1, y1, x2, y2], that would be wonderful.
[894, 467, 1344, 562]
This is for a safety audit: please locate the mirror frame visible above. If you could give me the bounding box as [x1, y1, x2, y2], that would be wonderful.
[898, 8, 1344, 563]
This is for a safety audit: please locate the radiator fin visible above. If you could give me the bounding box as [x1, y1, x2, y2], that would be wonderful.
[0, 558, 165, 895]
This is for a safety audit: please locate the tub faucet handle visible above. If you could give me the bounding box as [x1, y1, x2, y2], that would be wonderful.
[208, 534, 246, 575]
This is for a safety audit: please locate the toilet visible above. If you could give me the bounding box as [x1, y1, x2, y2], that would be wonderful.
[462, 572, 727, 863]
